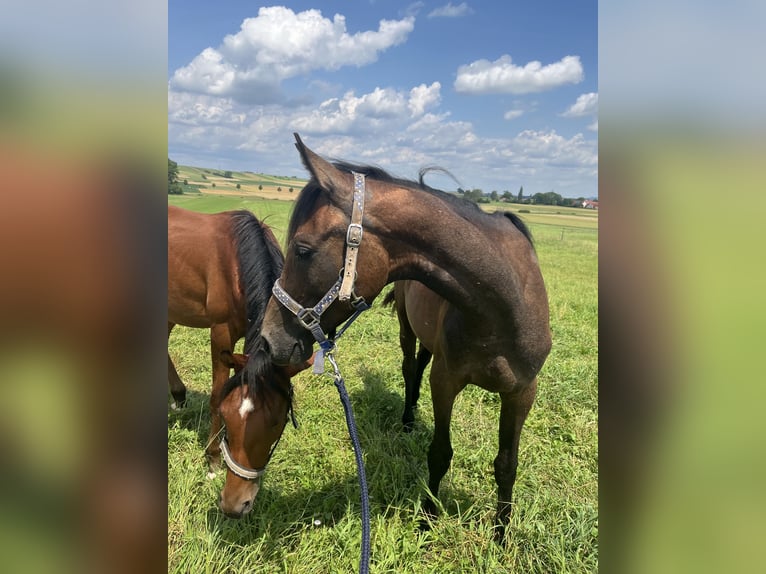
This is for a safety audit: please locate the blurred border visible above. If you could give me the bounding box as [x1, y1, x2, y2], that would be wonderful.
[600, 1, 766, 572]
[1, 2, 167, 573]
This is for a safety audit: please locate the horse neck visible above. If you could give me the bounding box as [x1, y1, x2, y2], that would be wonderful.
[373, 188, 542, 319]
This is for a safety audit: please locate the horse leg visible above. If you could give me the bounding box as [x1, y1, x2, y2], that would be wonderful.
[205, 323, 233, 470]
[167, 322, 186, 409]
[395, 302, 420, 432]
[494, 378, 537, 541]
[422, 359, 462, 522]
[412, 344, 432, 409]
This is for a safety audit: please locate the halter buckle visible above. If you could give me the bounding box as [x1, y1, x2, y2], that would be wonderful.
[297, 308, 321, 330]
[346, 223, 363, 247]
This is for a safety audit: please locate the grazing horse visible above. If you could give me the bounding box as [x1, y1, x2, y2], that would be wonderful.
[168, 205, 308, 517]
[261, 134, 551, 538]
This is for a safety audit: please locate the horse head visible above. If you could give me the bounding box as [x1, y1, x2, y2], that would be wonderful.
[216, 351, 311, 518]
[262, 134, 390, 366]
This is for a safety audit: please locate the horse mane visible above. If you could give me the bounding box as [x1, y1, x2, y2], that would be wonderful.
[219, 339, 293, 410]
[223, 212, 290, 408]
[498, 211, 535, 247]
[230, 210, 284, 351]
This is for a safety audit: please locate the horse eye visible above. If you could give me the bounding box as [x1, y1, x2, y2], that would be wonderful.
[295, 245, 314, 260]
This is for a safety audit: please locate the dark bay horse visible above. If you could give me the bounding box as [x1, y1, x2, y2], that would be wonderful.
[168, 205, 309, 517]
[261, 134, 551, 538]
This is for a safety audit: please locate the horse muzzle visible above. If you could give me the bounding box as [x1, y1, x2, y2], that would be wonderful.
[219, 480, 260, 519]
[262, 302, 314, 366]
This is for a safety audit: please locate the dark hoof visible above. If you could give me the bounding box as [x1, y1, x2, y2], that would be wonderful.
[417, 497, 438, 531]
[492, 523, 507, 544]
[417, 516, 432, 532]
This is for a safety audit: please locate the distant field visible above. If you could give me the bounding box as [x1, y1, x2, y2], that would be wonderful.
[170, 165, 597, 239]
[177, 165, 307, 201]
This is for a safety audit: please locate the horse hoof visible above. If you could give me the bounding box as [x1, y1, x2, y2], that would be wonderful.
[493, 524, 507, 544]
[417, 516, 432, 532]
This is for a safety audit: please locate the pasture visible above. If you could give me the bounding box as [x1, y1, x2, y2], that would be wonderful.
[167, 192, 597, 572]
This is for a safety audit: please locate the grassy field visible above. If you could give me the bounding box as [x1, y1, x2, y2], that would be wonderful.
[168, 192, 597, 573]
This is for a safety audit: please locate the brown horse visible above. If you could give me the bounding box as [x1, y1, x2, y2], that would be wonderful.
[168, 205, 308, 517]
[262, 134, 551, 538]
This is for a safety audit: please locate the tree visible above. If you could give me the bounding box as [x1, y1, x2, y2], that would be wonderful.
[236, 183, 241, 189]
[258, 184, 263, 191]
[224, 170, 233, 179]
[530, 191, 563, 205]
[490, 190, 499, 202]
[464, 188, 484, 203]
[168, 158, 183, 194]
[517, 186, 524, 202]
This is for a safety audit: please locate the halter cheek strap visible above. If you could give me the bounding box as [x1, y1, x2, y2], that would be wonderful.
[339, 173, 366, 301]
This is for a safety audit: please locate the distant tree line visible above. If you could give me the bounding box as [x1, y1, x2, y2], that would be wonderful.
[456, 185, 590, 207]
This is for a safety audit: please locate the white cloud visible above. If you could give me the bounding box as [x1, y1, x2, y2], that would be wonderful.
[504, 110, 524, 120]
[562, 92, 598, 117]
[408, 82, 442, 116]
[454, 55, 583, 94]
[170, 7, 414, 104]
[287, 83, 442, 134]
[428, 2, 473, 19]
[168, 86, 597, 197]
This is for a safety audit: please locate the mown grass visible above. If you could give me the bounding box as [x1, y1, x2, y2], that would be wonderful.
[168, 194, 597, 573]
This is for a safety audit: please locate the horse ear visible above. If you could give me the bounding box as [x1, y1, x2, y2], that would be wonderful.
[280, 352, 315, 377]
[293, 133, 351, 198]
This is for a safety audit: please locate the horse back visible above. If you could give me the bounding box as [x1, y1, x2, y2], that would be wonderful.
[167, 206, 244, 329]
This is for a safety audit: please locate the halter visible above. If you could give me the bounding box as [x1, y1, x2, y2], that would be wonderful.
[272, 172, 371, 366]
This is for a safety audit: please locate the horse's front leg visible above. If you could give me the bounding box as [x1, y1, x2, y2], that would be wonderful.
[205, 324, 233, 471]
[494, 378, 537, 541]
[168, 323, 187, 409]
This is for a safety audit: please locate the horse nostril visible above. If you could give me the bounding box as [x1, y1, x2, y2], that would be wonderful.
[241, 499, 252, 513]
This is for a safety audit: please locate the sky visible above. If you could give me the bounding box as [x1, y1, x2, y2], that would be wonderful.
[169, 1, 597, 198]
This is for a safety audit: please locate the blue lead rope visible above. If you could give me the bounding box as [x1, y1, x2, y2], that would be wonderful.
[325, 350, 370, 574]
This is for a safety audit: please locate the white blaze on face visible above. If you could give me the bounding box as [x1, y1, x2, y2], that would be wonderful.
[238, 396, 255, 419]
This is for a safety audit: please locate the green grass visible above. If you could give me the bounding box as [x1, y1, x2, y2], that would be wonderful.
[168, 195, 597, 573]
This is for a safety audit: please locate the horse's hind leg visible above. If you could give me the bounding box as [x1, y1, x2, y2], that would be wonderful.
[422, 359, 462, 522]
[412, 344, 432, 409]
[396, 301, 421, 432]
[168, 322, 186, 409]
[494, 378, 537, 541]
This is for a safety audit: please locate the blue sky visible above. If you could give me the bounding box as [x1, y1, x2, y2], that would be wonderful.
[169, 1, 597, 198]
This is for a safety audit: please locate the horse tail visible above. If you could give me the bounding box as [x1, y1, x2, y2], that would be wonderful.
[230, 210, 285, 354]
[501, 211, 535, 247]
[382, 287, 397, 310]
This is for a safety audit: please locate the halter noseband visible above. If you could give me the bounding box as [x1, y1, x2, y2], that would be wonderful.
[272, 172, 371, 357]
[220, 435, 267, 481]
